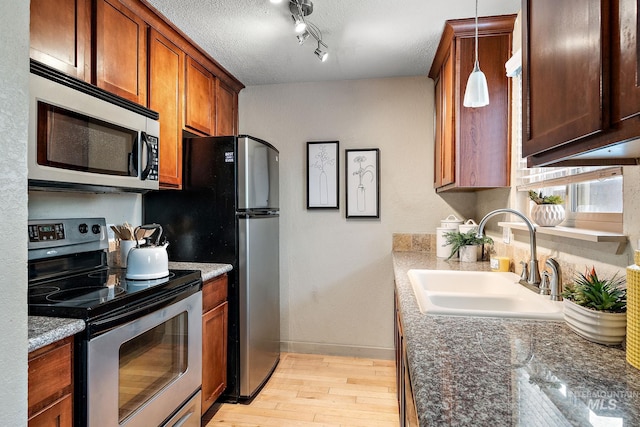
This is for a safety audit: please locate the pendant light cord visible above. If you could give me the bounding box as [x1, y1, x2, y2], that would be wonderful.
[474, 0, 479, 70]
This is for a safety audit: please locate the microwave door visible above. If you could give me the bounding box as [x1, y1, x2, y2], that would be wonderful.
[28, 70, 159, 192]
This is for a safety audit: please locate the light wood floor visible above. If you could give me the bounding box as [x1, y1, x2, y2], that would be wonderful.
[203, 352, 399, 427]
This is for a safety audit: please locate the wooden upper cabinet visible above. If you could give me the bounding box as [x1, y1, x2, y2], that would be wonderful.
[216, 79, 237, 136]
[95, 0, 147, 105]
[616, 0, 640, 121]
[523, 0, 605, 157]
[429, 15, 515, 192]
[523, 0, 640, 166]
[30, 0, 91, 81]
[185, 56, 216, 136]
[149, 28, 185, 189]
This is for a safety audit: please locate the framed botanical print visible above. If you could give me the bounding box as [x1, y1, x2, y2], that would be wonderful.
[307, 141, 339, 209]
[346, 148, 380, 218]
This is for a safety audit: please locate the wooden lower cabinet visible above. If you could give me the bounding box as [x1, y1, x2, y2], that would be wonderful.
[201, 274, 229, 415]
[28, 336, 74, 427]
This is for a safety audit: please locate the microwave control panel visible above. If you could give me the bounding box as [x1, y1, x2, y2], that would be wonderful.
[144, 134, 159, 181]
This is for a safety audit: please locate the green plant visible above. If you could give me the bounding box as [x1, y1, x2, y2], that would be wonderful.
[561, 266, 627, 313]
[528, 190, 564, 205]
[443, 230, 493, 260]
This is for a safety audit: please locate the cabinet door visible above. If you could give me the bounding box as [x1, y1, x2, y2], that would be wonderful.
[185, 56, 215, 135]
[216, 80, 237, 136]
[456, 33, 511, 188]
[523, 0, 606, 157]
[440, 50, 455, 187]
[30, 0, 91, 81]
[202, 301, 228, 414]
[149, 29, 185, 189]
[29, 394, 72, 427]
[618, 0, 640, 120]
[95, 0, 147, 105]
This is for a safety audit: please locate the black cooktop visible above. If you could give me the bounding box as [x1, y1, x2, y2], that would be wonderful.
[28, 267, 201, 321]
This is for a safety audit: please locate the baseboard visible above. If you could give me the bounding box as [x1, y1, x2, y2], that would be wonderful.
[280, 341, 394, 360]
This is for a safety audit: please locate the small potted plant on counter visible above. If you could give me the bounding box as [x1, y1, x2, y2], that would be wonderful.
[528, 190, 565, 226]
[443, 230, 493, 262]
[562, 266, 627, 345]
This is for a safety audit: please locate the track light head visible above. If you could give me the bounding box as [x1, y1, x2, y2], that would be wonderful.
[314, 44, 328, 62]
[293, 15, 307, 33]
[297, 31, 310, 45]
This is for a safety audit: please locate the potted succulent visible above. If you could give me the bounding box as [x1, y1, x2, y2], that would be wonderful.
[528, 190, 565, 226]
[443, 230, 493, 262]
[561, 266, 627, 345]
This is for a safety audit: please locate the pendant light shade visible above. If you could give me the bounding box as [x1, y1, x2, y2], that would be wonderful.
[463, 0, 489, 108]
[463, 63, 489, 107]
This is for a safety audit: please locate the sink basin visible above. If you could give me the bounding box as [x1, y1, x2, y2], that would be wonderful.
[408, 269, 564, 320]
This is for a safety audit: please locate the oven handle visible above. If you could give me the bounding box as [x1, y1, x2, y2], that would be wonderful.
[89, 286, 197, 336]
[172, 410, 195, 427]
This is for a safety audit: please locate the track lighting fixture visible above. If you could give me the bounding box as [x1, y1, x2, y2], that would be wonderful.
[270, 0, 329, 62]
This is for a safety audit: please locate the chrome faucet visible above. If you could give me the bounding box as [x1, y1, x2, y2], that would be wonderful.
[477, 208, 541, 287]
[543, 258, 563, 301]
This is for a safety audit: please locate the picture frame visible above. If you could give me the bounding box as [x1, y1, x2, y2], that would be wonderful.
[307, 141, 339, 209]
[346, 148, 380, 218]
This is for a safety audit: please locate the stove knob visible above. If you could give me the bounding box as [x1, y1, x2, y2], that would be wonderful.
[92, 224, 102, 234]
[78, 223, 88, 234]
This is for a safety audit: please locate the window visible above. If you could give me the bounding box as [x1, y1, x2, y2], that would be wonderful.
[518, 167, 623, 232]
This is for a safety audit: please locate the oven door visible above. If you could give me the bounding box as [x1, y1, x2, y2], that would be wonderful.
[87, 291, 202, 427]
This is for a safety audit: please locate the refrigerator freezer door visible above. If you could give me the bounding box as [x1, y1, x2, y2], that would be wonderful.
[238, 214, 280, 398]
[237, 137, 279, 211]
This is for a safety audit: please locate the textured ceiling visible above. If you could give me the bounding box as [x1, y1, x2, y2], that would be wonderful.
[145, 0, 520, 86]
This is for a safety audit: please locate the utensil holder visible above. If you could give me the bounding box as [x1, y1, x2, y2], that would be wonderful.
[118, 240, 137, 268]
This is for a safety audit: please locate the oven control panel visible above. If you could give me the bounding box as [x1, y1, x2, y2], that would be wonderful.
[29, 223, 65, 242]
[28, 218, 108, 260]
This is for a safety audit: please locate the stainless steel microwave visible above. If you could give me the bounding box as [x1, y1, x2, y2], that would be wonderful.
[28, 62, 160, 192]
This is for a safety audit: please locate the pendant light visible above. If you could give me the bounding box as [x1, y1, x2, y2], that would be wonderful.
[463, 0, 489, 108]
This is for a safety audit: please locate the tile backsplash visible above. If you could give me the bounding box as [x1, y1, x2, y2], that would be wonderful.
[392, 233, 436, 252]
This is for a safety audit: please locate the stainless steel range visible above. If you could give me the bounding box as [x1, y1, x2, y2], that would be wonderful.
[28, 217, 203, 427]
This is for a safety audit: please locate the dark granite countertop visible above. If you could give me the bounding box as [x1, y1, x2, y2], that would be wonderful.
[168, 262, 232, 282]
[393, 251, 640, 426]
[28, 316, 85, 353]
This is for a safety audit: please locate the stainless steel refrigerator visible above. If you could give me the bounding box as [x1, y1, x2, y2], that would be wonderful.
[143, 135, 280, 402]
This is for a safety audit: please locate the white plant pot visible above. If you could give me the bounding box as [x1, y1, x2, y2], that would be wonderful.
[530, 204, 565, 227]
[563, 299, 627, 345]
[459, 245, 480, 263]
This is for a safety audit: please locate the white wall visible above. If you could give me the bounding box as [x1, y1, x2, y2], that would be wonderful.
[0, 0, 29, 424]
[240, 77, 476, 357]
[29, 192, 142, 226]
